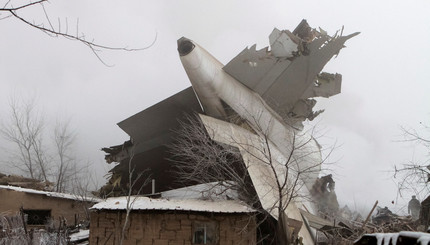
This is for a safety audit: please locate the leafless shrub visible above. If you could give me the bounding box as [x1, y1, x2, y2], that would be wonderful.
[394, 122, 430, 198]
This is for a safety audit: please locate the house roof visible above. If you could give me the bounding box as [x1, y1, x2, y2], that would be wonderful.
[0, 185, 102, 203]
[161, 181, 239, 200]
[91, 196, 255, 214]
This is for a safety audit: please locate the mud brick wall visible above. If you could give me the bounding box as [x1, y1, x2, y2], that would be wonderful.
[90, 210, 256, 245]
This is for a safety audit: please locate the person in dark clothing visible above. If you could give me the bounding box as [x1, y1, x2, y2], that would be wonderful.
[409, 195, 421, 221]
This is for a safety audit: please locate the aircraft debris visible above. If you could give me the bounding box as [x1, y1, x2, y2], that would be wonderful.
[269, 28, 298, 58]
[100, 19, 358, 244]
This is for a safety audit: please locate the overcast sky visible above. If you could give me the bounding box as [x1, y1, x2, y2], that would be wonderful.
[1, 0, 429, 214]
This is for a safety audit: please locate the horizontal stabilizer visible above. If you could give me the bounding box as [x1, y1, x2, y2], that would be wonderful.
[223, 21, 358, 121]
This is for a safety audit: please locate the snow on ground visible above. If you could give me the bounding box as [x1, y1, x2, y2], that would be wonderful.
[69, 229, 89, 242]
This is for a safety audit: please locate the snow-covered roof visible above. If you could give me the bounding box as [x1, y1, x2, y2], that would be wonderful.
[161, 181, 238, 200]
[91, 196, 255, 213]
[0, 185, 102, 203]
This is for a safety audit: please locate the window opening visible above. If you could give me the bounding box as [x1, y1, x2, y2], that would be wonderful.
[23, 209, 51, 225]
[192, 221, 218, 244]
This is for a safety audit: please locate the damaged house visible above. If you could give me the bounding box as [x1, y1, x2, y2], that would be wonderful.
[100, 20, 357, 244]
[90, 183, 256, 245]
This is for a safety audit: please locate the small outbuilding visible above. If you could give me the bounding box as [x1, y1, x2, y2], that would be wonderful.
[90, 184, 257, 245]
[0, 185, 100, 228]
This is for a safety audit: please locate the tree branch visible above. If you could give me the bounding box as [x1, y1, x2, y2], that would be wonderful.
[1, 0, 157, 65]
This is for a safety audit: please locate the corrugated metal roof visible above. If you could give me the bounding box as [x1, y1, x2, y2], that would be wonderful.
[0, 185, 102, 203]
[91, 196, 255, 213]
[161, 181, 238, 200]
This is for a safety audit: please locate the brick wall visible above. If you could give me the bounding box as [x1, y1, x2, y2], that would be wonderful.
[89, 210, 256, 245]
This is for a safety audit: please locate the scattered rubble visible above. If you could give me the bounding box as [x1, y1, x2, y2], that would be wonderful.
[311, 202, 424, 244]
[306, 173, 430, 244]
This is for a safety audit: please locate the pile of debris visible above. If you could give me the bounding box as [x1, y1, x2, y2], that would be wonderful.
[0, 172, 53, 191]
[308, 175, 425, 244]
[312, 204, 421, 244]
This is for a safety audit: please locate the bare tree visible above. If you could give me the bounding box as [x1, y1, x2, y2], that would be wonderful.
[0, 96, 49, 181]
[1, 95, 92, 193]
[119, 146, 150, 245]
[170, 115, 254, 200]
[31, 126, 50, 182]
[394, 122, 430, 198]
[169, 114, 332, 244]
[0, 0, 156, 65]
[53, 120, 77, 192]
[71, 168, 101, 223]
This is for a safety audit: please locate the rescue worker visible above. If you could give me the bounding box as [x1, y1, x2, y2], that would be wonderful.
[408, 195, 421, 221]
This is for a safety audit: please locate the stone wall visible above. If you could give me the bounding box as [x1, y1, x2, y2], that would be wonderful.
[0, 189, 93, 227]
[90, 210, 256, 245]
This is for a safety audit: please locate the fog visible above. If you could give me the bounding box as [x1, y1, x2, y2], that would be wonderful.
[1, 0, 429, 214]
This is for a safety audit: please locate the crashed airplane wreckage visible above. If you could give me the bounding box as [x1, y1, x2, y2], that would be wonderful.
[101, 20, 358, 244]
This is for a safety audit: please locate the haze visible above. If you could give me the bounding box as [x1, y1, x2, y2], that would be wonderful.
[1, 0, 429, 214]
